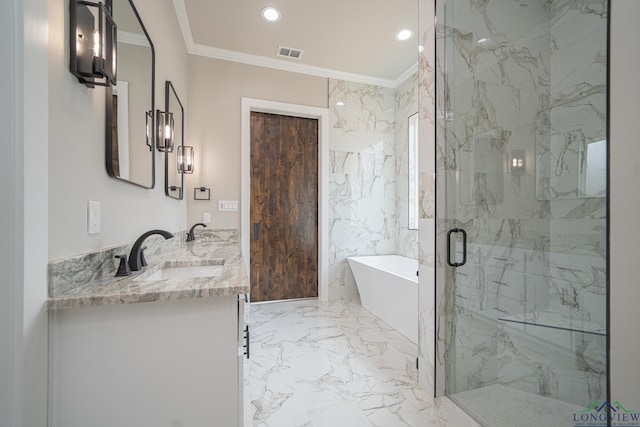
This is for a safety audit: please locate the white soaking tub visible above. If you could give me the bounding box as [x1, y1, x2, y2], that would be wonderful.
[347, 255, 418, 344]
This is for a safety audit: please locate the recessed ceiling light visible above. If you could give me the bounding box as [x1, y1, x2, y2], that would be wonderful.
[261, 6, 281, 22]
[395, 29, 414, 41]
[477, 38, 490, 46]
[336, 101, 345, 107]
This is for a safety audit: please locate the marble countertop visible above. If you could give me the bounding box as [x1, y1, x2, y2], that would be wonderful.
[48, 237, 249, 310]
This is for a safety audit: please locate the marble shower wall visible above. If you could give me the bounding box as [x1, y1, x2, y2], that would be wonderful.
[328, 76, 421, 300]
[433, 0, 607, 410]
[328, 79, 397, 301]
[417, 0, 437, 395]
[395, 73, 420, 259]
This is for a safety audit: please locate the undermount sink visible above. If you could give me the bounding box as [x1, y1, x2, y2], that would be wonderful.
[135, 264, 224, 281]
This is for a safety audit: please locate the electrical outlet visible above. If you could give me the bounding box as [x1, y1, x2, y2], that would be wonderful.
[87, 201, 101, 234]
[203, 212, 211, 224]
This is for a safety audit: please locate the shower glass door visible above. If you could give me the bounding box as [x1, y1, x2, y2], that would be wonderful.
[435, 0, 608, 425]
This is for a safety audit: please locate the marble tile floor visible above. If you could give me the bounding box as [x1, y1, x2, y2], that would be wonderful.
[243, 299, 480, 427]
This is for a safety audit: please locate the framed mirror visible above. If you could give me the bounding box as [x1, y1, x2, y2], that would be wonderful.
[105, 0, 155, 188]
[165, 81, 184, 200]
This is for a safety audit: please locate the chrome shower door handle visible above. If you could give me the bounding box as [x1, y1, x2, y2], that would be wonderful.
[446, 228, 467, 267]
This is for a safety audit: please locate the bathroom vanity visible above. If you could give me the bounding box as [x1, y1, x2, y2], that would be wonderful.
[47, 232, 249, 427]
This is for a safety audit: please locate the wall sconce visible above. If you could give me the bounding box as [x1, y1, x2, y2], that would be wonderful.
[69, 0, 117, 88]
[178, 146, 194, 174]
[509, 150, 525, 174]
[145, 110, 153, 151]
[156, 110, 174, 152]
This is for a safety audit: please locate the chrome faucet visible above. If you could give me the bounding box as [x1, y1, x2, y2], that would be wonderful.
[128, 229, 174, 271]
[186, 223, 207, 242]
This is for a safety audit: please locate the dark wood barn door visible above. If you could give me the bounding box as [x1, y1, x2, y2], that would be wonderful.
[250, 112, 318, 303]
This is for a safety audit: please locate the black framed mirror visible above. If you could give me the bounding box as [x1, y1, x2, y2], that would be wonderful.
[165, 81, 184, 200]
[105, 0, 155, 188]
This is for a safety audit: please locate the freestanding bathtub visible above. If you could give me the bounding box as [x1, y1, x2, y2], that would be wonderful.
[347, 255, 418, 344]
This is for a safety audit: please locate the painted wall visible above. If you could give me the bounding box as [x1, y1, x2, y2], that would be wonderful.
[48, 0, 189, 260]
[186, 56, 328, 230]
[0, 1, 21, 421]
[1, 0, 49, 424]
[610, 0, 640, 410]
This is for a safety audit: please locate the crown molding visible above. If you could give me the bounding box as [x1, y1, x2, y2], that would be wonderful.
[172, 0, 417, 89]
[172, 0, 195, 49]
[393, 62, 419, 88]
[119, 31, 150, 48]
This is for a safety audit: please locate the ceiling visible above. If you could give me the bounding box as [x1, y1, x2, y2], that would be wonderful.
[174, 0, 419, 88]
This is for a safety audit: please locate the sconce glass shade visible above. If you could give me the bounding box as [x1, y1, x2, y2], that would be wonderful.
[156, 110, 174, 152]
[69, 0, 117, 88]
[177, 146, 194, 174]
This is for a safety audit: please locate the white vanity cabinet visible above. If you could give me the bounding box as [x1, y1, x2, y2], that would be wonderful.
[49, 295, 246, 427]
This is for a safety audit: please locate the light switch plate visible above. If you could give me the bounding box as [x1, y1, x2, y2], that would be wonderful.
[218, 200, 238, 212]
[203, 212, 211, 224]
[87, 200, 101, 234]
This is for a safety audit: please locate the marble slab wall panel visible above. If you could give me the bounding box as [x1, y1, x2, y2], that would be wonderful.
[536, 0, 608, 201]
[434, 0, 608, 411]
[395, 72, 420, 260]
[529, 0, 607, 407]
[434, 0, 550, 399]
[496, 321, 606, 408]
[48, 229, 239, 297]
[328, 79, 397, 301]
[418, 0, 437, 395]
[541, 6, 608, 403]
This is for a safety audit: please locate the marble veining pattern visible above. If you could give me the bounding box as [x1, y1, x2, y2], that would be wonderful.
[418, 0, 438, 395]
[433, 0, 607, 413]
[48, 229, 248, 309]
[244, 299, 479, 427]
[395, 73, 420, 260]
[329, 75, 422, 302]
[329, 79, 398, 301]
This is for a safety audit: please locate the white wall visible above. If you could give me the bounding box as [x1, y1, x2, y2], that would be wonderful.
[0, 0, 24, 424]
[610, 0, 640, 409]
[1, 0, 50, 425]
[23, 0, 50, 424]
[48, 0, 189, 260]
[186, 56, 327, 229]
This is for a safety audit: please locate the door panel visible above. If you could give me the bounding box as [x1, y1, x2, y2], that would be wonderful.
[250, 112, 318, 302]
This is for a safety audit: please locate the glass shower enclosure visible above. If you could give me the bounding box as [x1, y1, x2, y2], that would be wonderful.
[434, 0, 608, 425]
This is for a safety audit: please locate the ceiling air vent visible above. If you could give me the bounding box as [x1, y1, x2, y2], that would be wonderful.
[277, 45, 304, 60]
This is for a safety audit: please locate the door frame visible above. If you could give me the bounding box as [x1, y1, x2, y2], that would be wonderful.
[241, 98, 329, 303]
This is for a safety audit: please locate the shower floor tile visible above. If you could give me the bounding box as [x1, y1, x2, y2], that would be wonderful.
[244, 299, 479, 427]
[449, 384, 584, 427]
